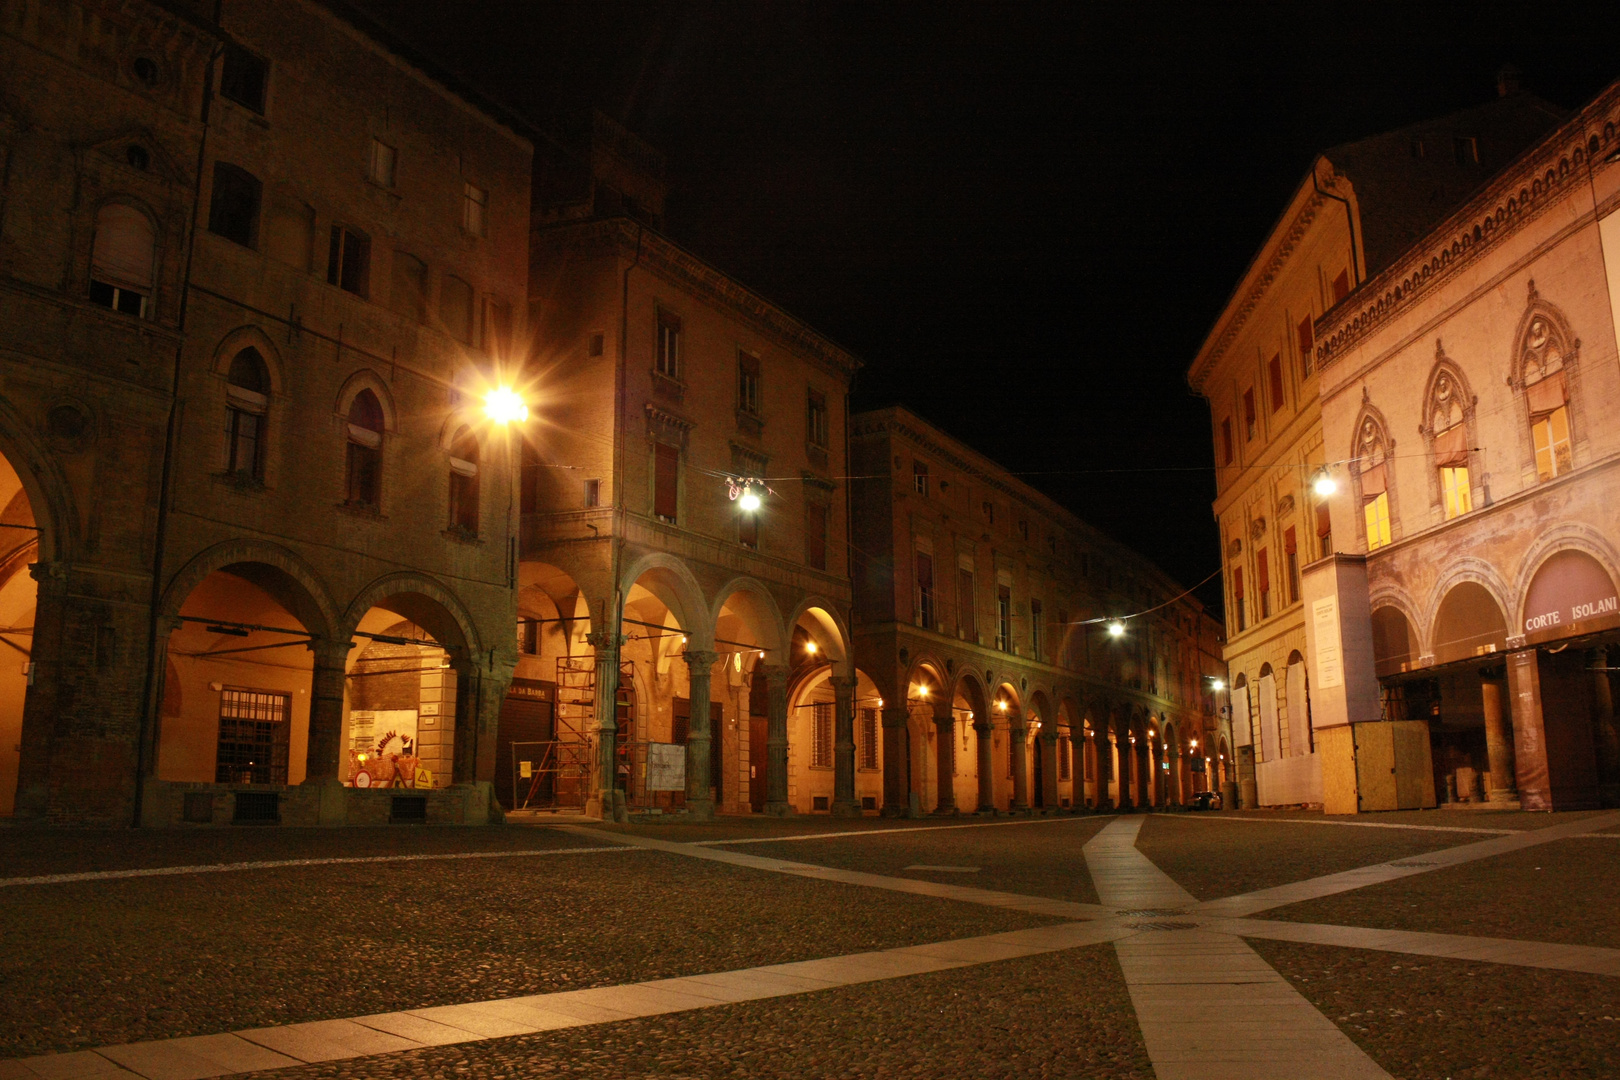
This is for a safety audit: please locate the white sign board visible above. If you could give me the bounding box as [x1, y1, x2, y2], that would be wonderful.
[645, 742, 687, 792]
[1231, 684, 1252, 747]
[1312, 597, 1344, 690]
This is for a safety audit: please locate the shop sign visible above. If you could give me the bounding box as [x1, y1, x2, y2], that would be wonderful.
[1522, 550, 1619, 638]
[646, 742, 686, 791]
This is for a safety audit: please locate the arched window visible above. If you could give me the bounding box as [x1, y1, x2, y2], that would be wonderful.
[345, 390, 384, 508]
[390, 252, 427, 323]
[440, 274, 474, 344]
[447, 426, 479, 535]
[208, 162, 262, 249]
[90, 203, 155, 317]
[1428, 368, 1472, 519]
[1521, 312, 1572, 481]
[224, 348, 268, 480]
[1355, 416, 1392, 550]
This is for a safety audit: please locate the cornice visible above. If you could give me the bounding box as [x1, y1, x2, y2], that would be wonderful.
[1315, 80, 1620, 369]
[535, 218, 861, 381]
[1188, 173, 1329, 391]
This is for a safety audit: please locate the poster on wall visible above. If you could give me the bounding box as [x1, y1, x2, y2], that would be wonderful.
[1231, 684, 1252, 746]
[646, 742, 686, 791]
[1312, 597, 1343, 691]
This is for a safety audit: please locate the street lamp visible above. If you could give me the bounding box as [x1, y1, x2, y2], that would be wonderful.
[484, 386, 529, 425]
[1107, 620, 1125, 638]
[1312, 467, 1336, 498]
[483, 386, 529, 591]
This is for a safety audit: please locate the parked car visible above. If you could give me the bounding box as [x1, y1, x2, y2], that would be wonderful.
[1192, 790, 1222, 811]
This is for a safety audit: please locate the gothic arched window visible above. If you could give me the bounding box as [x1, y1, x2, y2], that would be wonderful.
[1521, 312, 1572, 481]
[345, 390, 385, 508]
[1428, 368, 1471, 519]
[447, 425, 480, 535]
[224, 347, 268, 480]
[1355, 415, 1392, 550]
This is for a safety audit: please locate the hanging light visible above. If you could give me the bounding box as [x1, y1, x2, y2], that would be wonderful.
[1312, 467, 1337, 498]
[1107, 620, 1125, 638]
[739, 485, 762, 512]
[484, 386, 529, 425]
[915, 684, 929, 698]
[1210, 678, 1226, 691]
[804, 640, 817, 655]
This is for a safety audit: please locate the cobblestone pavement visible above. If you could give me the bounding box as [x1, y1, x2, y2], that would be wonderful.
[1251, 939, 1620, 1080]
[1134, 813, 1471, 900]
[1218, 807, 1616, 830]
[230, 946, 1152, 1080]
[0, 847, 1052, 1057]
[6, 809, 1620, 1080]
[722, 815, 1110, 904]
[1268, 836, 1620, 949]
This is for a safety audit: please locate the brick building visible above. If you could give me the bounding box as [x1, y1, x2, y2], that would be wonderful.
[1187, 78, 1562, 809]
[1, 0, 532, 824]
[1310, 77, 1620, 812]
[849, 407, 1224, 815]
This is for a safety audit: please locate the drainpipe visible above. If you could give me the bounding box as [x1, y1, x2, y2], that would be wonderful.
[1312, 161, 1361, 288]
[132, 38, 223, 827]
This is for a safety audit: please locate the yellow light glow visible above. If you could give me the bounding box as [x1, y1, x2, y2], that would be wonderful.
[484, 386, 529, 425]
[876, 698, 884, 707]
[804, 641, 817, 654]
[996, 700, 1007, 711]
[739, 490, 762, 512]
[1107, 620, 1125, 638]
[1190, 738, 1198, 748]
[1211, 679, 1226, 691]
[1313, 471, 1337, 497]
[916, 684, 929, 698]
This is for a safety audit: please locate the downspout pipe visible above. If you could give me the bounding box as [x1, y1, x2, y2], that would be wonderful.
[1312, 161, 1361, 288]
[133, 38, 223, 826]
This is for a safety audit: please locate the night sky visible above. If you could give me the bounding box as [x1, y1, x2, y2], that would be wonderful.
[357, 2, 1620, 615]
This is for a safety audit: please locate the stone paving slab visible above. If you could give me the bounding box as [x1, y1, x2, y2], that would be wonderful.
[2, 1053, 141, 1079]
[1221, 917, 1620, 976]
[344, 1014, 475, 1048]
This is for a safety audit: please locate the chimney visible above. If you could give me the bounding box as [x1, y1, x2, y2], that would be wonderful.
[1496, 63, 1522, 98]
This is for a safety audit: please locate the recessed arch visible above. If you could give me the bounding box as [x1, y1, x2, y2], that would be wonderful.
[342, 572, 482, 659]
[711, 576, 788, 658]
[1432, 581, 1509, 666]
[618, 552, 707, 646]
[211, 325, 286, 396]
[334, 368, 398, 432]
[161, 540, 339, 641]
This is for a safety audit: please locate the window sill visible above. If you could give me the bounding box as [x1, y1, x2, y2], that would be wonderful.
[651, 370, 686, 402]
[442, 526, 481, 545]
[736, 409, 764, 438]
[212, 471, 266, 493]
[806, 444, 829, 470]
[337, 500, 384, 520]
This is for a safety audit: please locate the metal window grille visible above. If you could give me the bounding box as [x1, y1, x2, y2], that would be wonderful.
[215, 688, 290, 785]
[232, 790, 280, 823]
[859, 707, 879, 770]
[811, 702, 833, 768]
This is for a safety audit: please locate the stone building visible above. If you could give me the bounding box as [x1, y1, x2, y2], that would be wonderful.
[516, 114, 862, 819]
[1, 0, 532, 824]
[849, 407, 1224, 815]
[1187, 78, 1562, 809]
[1310, 76, 1620, 812]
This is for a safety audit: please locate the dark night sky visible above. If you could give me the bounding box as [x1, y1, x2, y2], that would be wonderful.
[358, 2, 1620, 614]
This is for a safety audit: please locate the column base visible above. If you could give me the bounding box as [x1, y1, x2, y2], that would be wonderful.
[684, 797, 715, 820]
[931, 805, 959, 816]
[830, 800, 862, 818]
[764, 801, 794, 817]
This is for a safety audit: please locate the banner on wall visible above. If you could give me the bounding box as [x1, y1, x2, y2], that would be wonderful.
[1258, 673, 1280, 763]
[1231, 684, 1252, 746]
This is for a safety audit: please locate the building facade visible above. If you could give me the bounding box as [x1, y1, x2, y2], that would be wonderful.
[518, 115, 862, 819]
[1311, 78, 1620, 812]
[1188, 83, 1562, 809]
[850, 408, 1225, 816]
[2, 0, 533, 824]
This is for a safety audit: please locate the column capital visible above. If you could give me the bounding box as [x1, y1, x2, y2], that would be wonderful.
[763, 663, 790, 686]
[683, 649, 721, 670]
[829, 674, 859, 692]
[586, 630, 627, 650]
[880, 705, 911, 730]
[930, 699, 954, 723]
[306, 637, 354, 667]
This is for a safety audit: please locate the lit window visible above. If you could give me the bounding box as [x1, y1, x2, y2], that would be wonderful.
[1532, 407, 1572, 482]
[345, 390, 384, 508]
[1364, 493, 1391, 550]
[656, 311, 682, 379]
[462, 182, 487, 236]
[89, 203, 154, 318]
[1441, 466, 1472, 519]
[1521, 315, 1572, 481]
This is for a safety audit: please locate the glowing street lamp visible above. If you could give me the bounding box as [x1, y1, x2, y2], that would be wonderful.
[738, 485, 762, 512]
[484, 386, 529, 425]
[1312, 467, 1337, 498]
[804, 640, 818, 655]
[1107, 620, 1125, 638]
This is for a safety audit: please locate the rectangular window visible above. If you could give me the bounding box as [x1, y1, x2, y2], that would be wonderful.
[915, 552, 934, 629]
[982, 500, 995, 524]
[811, 702, 834, 768]
[653, 442, 679, 522]
[1220, 418, 1234, 466]
[1364, 492, 1392, 550]
[859, 707, 879, 770]
[1058, 735, 1070, 781]
[806, 501, 827, 570]
[346, 431, 381, 508]
[1031, 599, 1043, 658]
[369, 139, 396, 188]
[1532, 406, 1572, 482]
[1243, 388, 1257, 440]
[439, 275, 474, 343]
[215, 688, 290, 785]
[1257, 549, 1270, 619]
[1441, 466, 1472, 519]
[1284, 526, 1300, 604]
[1333, 270, 1351, 301]
[737, 351, 761, 415]
[656, 311, 682, 379]
[1315, 499, 1332, 557]
[88, 279, 147, 317]
[462, 182, 488, 236]
[220, 44, 268, 114]
[1297, 316, 1314, 371]
[482, 297, 512, 355]
[519, 618, 539, 656]
[1233, 568, 1245, 632]
[913, 461, 929, 496]
[208, 163, 262, 249]
[1454, 135, 1478, 164]
[1268, 354, 1285, 413]
[327, 226, 370, 297]
[958, 568, 975, 640]
[807, 389, 829, 449]
[997, 585, 1011, 652]
[449, 463, 479, 535]
[225, 406, 262, 479]
[583, 478, 601, 508]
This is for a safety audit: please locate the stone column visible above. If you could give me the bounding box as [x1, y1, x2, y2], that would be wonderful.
[1480, 671, 1517, 803]
[1167, 739, 1183, 806]
[1591, 650, 1620, 807]
[881, 704, 912, 816]
[975, 717, 995, 812]
[1114, 722, 1132, 810]
[303, 638, 351, 784]
[683, 650, 719, 819]
[1010, 715, 1030, 811]
[586, 631, 625, 820]
[1093, 728, 1112, 810]
[764, 664, 791, 815]
[1506, 649, 1552, 811]
[1071, 733, 1085, 809]
[451, 659, 479, 785]
[474, 655, 516, 785]
[932, 699, 956, 814]
[1039, 728, 1059, 809]
[831, 675, 860, 817]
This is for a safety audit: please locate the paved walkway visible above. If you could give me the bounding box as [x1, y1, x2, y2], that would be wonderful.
[7, 809, 1620, 1080]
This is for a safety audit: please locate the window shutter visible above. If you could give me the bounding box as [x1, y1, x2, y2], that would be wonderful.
[1243, 389, 1256, 429]
[1268, 355, 1284, 412]
[1221, 419, 1233, 465]
[1233, 567, 1244, 599]
[915, 552, 933, 588]
[92, 204, 156, 289]
[1257, 549, 1270, 593]
[1360, 462, 1387, 499]
[1525, 370, 1567, 417]
[1297, 316, 1313, 359]
[653, 442, 679, 519]
[1333, 271, 1351, 301]
[1315, 501, 1331, 538]
[1284, 526, 1297, 555]
[1432, 424, 1469, 467]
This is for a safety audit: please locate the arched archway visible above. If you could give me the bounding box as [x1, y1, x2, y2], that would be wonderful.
[1432, 582, 1509, 666]
[953, 671, 991, 812]
[498, 562, 595, 811]
[613, 560, 706, 812]
[0, 449, 43, 815]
